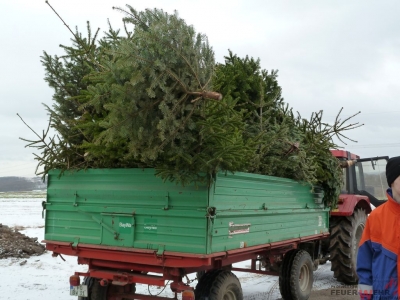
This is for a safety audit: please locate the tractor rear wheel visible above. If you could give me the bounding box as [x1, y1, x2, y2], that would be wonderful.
[329, 208, 367, 284]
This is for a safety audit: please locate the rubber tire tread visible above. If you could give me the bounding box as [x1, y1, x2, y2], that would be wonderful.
[329, 208, 366, 284]
[90, 279, 108, 300]
[209, 270, 242, 300]
[195, 269, 243, 300]
[279, 249, 298, 300]
[195, 269, 223, 299]
[78, 277, 95, 300]
[196, 270, 206, 282]
[289, 250, 313, 300]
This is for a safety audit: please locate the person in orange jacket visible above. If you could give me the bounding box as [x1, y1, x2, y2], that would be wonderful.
[357, 156, 400, 300]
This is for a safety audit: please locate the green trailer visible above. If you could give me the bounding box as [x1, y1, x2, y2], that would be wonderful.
[43, 168, 330, 300]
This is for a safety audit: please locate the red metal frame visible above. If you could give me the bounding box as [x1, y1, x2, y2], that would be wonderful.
[45, 233, 329, 299]
[45, 233, 328, 272]
[330, 149, 359, 160]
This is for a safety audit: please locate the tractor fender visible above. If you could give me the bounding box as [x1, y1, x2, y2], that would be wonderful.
[330, 194, 372, 217]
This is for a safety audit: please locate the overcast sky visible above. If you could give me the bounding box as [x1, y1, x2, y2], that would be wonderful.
[0, 0, 399, 177]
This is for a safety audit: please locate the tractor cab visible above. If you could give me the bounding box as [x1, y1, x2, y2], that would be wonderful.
[331, 149, 389, 208]
[354, 156, 388, 207]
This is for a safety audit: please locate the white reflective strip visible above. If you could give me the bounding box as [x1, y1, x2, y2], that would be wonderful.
[358, 284, 373, 294]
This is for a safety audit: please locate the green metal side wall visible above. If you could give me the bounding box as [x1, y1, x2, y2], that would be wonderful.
[45, 169, 329, 255]
[209, 172, 329, 253]
[45, 169, 210, 254]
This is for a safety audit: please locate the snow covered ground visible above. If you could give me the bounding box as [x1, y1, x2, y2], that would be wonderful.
[0, 196, 344, 300]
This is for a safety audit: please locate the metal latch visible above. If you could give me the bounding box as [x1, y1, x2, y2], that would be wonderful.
[157, 244, 165, 256]
[206, 207, 216, 219]
[73, 191, 78, 207]
[41, 201, 50, 219]
[164, 192, 169, 210]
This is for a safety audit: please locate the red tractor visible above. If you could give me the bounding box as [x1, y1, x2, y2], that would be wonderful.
[328, 150, 388, 284]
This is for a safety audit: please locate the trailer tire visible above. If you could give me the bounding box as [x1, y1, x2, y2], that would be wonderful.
[195, 269, 243, 300]
[279, 250, 313, 300]
[329, 208, 366, 284]
[89, 279, 108, 300]
[290, 250, 313, 300]
[279, 249, 297, 300]
[78, 277, 95, 300]
[195, 269, 219, 298]
[196, 270, 206, 281]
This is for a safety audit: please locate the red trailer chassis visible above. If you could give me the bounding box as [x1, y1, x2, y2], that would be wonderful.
[45, 232, 329, 300]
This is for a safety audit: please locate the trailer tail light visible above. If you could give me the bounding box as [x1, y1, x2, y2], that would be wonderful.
[182, 290, 195, 300]
[69, 275, 80, 287]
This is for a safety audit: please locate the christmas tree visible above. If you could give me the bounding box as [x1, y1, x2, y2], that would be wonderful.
[21, 5, 361, 206]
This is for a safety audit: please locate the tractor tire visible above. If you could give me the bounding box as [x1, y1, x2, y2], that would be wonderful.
[195, 269, 243, 300]
[279, 250, 313, 300]
[329, 208, 367, 284]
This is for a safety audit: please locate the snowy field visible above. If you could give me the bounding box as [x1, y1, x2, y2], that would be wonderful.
[0, 195, 344, 300]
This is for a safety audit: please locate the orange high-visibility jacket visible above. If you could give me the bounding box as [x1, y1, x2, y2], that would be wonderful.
[357, 189, 400, 299]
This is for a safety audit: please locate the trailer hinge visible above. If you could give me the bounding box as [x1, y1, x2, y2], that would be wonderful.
[262, 203, 268, 210]
[157, 244, 165, 256]
[73, 191, 79, 207]
[41, 201, 50, 219]
[72, 237, 80, 248]
[164, 192, 169, 210]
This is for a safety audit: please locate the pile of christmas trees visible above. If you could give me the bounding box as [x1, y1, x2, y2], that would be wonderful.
[22, 6, 361, 206]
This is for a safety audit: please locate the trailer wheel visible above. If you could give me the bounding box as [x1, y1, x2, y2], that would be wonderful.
[329, 208, 366, 284]
[279, 250, 313, 300]
[78, 277, 95, 300]
[291, 250, 313, 300]
[89, 279, 108, 300]
[195, 269, 243, 300]
[279, 250, 297, 300]
[196, 270, 206, 281]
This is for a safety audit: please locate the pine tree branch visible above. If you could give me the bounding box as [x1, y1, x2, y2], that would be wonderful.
[158, 106, 197, 150]
[113, 5, 150, 30]
[45, 1, 76, 40]
[187, 91, 222, 101]
[116, 6, 207, 89]
[202, 75, 213, 92]
[17, 113, 54, 153]
[46, 1, 106, 71]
